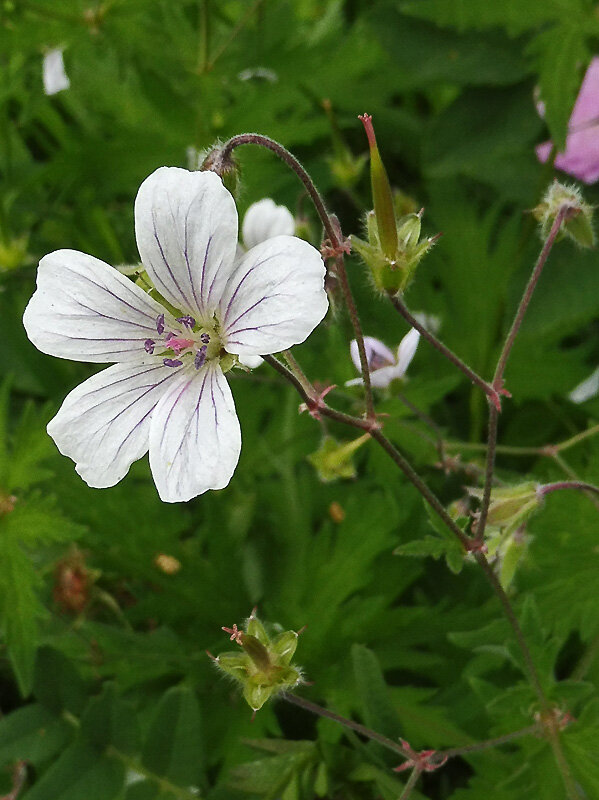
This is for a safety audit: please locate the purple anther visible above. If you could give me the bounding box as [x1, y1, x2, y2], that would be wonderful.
[163, 358, 183, 368]
[144, 338, 156, 354]
[176, 315, 196, 329]
[200, 332, 210, 344]
[194, 345, 208, 370]
[165, 331, 176, 341]
[156, 314, 165, 335]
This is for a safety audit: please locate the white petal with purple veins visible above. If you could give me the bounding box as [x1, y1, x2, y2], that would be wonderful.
[47, 361, 181, 487]
[220, 235, 327, 357]
[395, 328, 420, 378]
[23, 249, 175, 363]
[149, 363, 241, 502]
[242, 199, 295, 249]
[135, 168, 238, 320]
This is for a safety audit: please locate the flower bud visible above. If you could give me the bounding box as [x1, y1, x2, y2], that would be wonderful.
[354, 115, 438, 293]
[307, 434, 370, 483]
[211, 610, 303, 712]
[468, 482, 542, 536]
[359, 114, 397, 260]
[533, 181, 595, 248]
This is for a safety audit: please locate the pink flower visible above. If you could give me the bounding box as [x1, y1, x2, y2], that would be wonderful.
[536, 58, 599, 184]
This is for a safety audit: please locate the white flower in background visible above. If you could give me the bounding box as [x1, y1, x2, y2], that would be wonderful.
[43, 48, 70, 95]
[23, 168, 328, 502]
[569, 366, 599, 404]
[346, 329, 420, 388]
[242, 198, 295, 250]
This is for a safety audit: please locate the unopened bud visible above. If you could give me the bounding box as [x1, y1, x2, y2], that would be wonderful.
[359, 114, 397, 260]
[533, 182, 595, 248]
[307, 434, 370, 482]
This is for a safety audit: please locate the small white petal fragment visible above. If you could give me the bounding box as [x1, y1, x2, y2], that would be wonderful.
[242, 199, 295, 249]
[395, 328, 420, 378]
[23, 249, 174, 363]
[48, 362, 181, 487]
[569, 366, 599, 404]
[221, 235, 328, 357]
[135, 168, 238, 319]
[43, 48, 70, 95]
[149, 364, 241, 503]
[350, 336, 395, 373]
[238, 354, 264, 369]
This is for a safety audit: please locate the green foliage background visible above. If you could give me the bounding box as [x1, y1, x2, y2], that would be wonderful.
[1, 0, 599, 797]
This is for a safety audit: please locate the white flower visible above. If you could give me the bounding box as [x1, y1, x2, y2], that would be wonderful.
[43, 48, 70, 95]
[569, 366, 599, 404]
[242, 198, 295, 250]
[23, 167, 328, 502]
[346, 330, 420, 388]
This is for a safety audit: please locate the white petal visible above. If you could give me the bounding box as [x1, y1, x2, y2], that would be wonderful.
[242, 199, 295, 249]
[238, 354, 264, 369]
[135, 168, 238, 320]
[47, 361, 181, 488]
[569, 366, 599, 403]
[149, 363, 241, 503]
[220, 235, 327, 356]
[350, 336, 395, 373]
[43, 49, 70, 95]
[395, 328, 420, 377]
[369, 364, 401, 388]
[23, 249, 174, 363]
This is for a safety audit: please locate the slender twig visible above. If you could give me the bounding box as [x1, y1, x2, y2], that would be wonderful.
[282, 350, 316, 396]
[476, 207, 572, 545]
[216, 133, 376, 419]
[263, 356, 470, 549]
[493, 206, 574, 388]
[398, 768, 421, 800]
[389, 294, 498, 406]
[438, 724, 540, 759]
[445, 422, 599, 457]
[280, 692, 413, 761]
[473, 552, 550, 704]
[539, 480, 599, 498]
[369, 428, 470, 550]
[551, 452, 599, 513]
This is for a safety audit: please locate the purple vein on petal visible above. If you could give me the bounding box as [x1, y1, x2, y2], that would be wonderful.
[150, 209, 193, 313]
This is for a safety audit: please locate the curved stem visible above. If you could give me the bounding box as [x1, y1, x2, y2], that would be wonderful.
[477, 206, 571, 544]
[540, 480, 599, 497]
[280, 692, 412, 761]
[439, 724, 540, 759]
[217, 133, 375, 418]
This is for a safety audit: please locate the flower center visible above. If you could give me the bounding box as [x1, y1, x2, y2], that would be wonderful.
[144, 313, 224, 370]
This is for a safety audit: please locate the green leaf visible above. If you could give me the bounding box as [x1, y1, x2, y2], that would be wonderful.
[227, 740, 317, 797]
[400, 0, 582, 35]
[34, 647, 88, 716]
[80, 683, 140, 755]
[352, 644, 402, 743]
[25, 741, 124, 800]
[528, 24, 589, 149]
[0, 704, 71, 768]
[141, 687, 203, 788]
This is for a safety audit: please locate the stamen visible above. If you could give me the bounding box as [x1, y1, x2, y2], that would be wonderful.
[165, 331, 176, 341]
[176, 315, 196, 329]
[156, 314, 165, 335]
[195, 345, 208, 369]
[200, 332, 210, 344]
[163, 358, 183, 368]
[144, 339, 155, 354]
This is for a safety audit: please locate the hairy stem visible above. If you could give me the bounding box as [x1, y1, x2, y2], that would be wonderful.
[217, 133, 375, 418]
[539, 480, 599, 497]
[280, 692, 412, 761]
[389, 293, 498, 406]
[398, 767, 421, 800]
[439, 724, 540, 759]
[476, 206, 572, 544]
